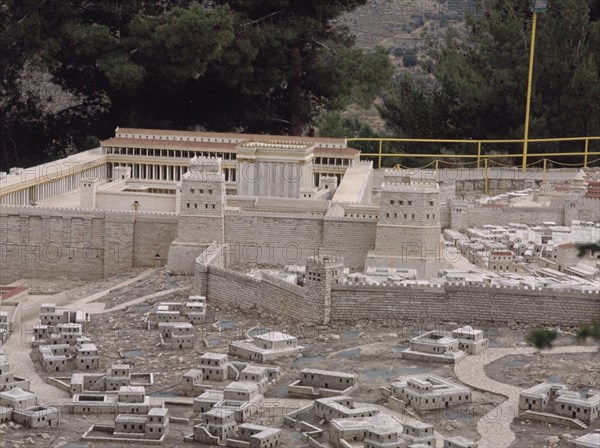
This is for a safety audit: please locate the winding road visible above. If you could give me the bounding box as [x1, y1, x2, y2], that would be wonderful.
[454, 345, 599, 448]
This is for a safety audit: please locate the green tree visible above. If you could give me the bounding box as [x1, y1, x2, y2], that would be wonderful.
[402, 48, 418, 68]
[577, 321, 600, 342]
[526, 327, 558, 350]
[2, 1, 393, 169]
[0, 1, 43, 168]
[202, 0, 394, 135]
[378, 0, 600, 156]
[314, 110, 381, 162]
[379, 74, 454, 140]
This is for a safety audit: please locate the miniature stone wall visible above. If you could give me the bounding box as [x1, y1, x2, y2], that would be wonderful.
[449, 198, 600, 230]
[0, 206, 177, 282]
[224, 213, 324, 267]
[330, 282, 599, 325]
[196, 247, 599, 325]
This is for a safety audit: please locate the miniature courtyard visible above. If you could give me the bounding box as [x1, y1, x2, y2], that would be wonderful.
[1, 269, 597, 448]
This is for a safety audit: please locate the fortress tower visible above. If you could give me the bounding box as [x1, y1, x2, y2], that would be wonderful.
[79, 177, 99, 209]
[167, 157, 226, 273]
[304, 255, 344, 324]
[365, 171, 446, 278]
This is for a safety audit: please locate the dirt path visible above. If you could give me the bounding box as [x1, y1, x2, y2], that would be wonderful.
[103, 286, 190, 313]
[454, 345, 599, 448]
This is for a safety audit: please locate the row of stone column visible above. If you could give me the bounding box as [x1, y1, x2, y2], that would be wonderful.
[0, 165, 105, 206]
[111, 162, 237, 183]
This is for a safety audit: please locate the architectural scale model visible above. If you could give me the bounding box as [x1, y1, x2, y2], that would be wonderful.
[0, 127, 598, 446]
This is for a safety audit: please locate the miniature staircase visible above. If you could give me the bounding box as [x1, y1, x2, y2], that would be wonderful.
[228, 364, 240, 381]
[573, 418, 587, 429]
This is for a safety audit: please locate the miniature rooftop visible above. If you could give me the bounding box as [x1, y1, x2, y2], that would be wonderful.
[0, 387, 36, 400]
[253, 331, 296, 342]
[331, 411, 403, 431]
[300, 368, 357, 378]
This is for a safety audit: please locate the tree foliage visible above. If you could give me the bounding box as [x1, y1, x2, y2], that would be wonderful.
[526, 327, 558, 350]
[379, 0, 600, 153]
[577, 321, 600, 342]
[0, 0, 393, 170]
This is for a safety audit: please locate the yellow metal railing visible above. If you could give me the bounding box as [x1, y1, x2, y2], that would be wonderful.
[349, 136, 600, 171]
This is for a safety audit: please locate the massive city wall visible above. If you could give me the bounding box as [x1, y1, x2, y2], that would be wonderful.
[449, 198, 600, 229]
[0, 206, 177, 283]
[330, 282, 599, 325]
[194, 245, 316, 321]
[223, 211, 377, 269]
[464, 206, 566, 228]
[194, 245, 599, 326]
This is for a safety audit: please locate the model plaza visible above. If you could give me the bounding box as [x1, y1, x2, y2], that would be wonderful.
[0, 127, 598, 447]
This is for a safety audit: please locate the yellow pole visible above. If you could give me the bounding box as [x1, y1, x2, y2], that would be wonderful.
[584, 138, 589, 168]
[484, 158, 489, 195]
[378, 140, 383, 169]
[522, 11, 538, 172]
[477, 141, 482, 169]
[435, 159, 439, 181]
[543, 158, 547, 183]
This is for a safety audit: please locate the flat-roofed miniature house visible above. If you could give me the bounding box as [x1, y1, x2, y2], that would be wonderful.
[106, 364, 132, 391]
[119, 386, 146, 404]
[12, 405, 60, 428]
[193, 390, 224, 414]
[50, 323, 83, 345]
[68, 385, 150, 415]
[76, 343, 100, 370]
[66, 363, 152, 395]
[401, 330, 466, 363]
[444, 436, 479, 448]
[146, 407, 169, 439]
[223, 381, 261, 403]
[288, 369, 358, 398]
[314, 396, 380, 421]
[229, 331, 304, 362]
[144, 297, 206, 329]
[199, 353, 229, 381]
[0, 350, 30, 392]
[518, 382, 567, 413]
[39, 303, 89, 326]
[388, 374, 471, 413]
[183, 368, 204, 393]
[38, 345, 69, 372]
[192, 409, 237, 444]
[0, 406, 12, 423]
[574, 431, 600, 448]
[364, 427, 405, 448]
[519, 383, 600, 426]
[400, 421, 435, 446]
[554, 390, 600, 424]
[329, 413, 406, 448]
[112, 408, 168, 441]
[0, 312, 10, 342]
[0, 387, 37, 411]
[194, 380, 264, 423]
[239, 365, 269, 395]
[237, 423, 282, 448]
[114, 414, 148, 438]
[158, 322, 194, 349]
[253, 331, 297, 350]
[450, 326, 488, 355]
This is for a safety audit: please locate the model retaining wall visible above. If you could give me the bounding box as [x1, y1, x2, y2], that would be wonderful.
[330, 282, 600, 325]
[0, 206, 177, 282]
